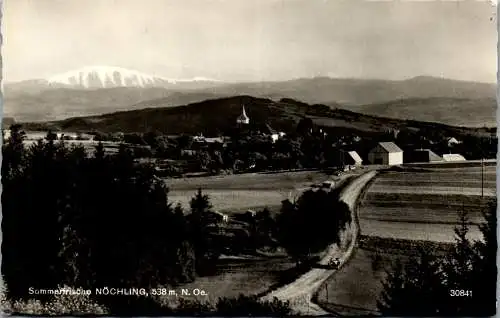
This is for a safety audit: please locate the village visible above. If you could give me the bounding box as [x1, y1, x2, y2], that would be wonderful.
[4, 103, 491, 176]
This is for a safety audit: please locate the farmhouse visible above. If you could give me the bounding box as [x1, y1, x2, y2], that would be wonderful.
[368, 142, 403, 165]
[442, 154, 466, 162]
[404, 149, 443, 163]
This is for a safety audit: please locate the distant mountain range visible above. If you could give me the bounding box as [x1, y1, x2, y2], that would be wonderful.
[334, 97, 497, 128]
[6, 66, 222, 91]
[3, 66, 497, 127]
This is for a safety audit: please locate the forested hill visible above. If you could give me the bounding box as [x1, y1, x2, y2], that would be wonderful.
[21, 95, 495, 138]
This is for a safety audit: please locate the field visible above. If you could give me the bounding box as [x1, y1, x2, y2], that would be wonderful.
[316, 236, 454, 316]
[316, 162, 496, 315]
[358, 164, 496, 243]
[164, 170, 348, 214]
[174, 255, 296, 304]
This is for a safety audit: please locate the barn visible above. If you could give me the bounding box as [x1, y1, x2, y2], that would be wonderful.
[368, 142, 403, 165]
[404, 149, 443, 163]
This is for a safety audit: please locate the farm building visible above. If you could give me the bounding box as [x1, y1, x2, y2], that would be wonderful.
[442, 154, 466, 162]
[404, 149, 443, 163]
[368, 142, 403, 165]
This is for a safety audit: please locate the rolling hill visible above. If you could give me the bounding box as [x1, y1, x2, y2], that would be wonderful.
[2, 87, 223, 123]
[4, 74, 496, 126]
[20, 96, 495, 139]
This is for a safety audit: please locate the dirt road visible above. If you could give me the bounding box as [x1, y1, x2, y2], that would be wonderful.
[260, 171, 378, 316]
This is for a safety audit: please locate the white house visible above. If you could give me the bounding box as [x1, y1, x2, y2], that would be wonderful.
[442, 154, 466, 162]
[447, 137, 461, 147]
[368, 142, 403, 165]
[3, 129, 11, 140]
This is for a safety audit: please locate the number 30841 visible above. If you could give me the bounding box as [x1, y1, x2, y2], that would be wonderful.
[450, 290, 472, 297]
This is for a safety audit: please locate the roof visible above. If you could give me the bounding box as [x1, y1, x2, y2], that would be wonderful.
[347, 151, 363, 163]
[406, 149, 443, 162]
[378, 142, 403, 153]
[264, 123, 277, 135]
[204, 137, 224, 143]
[442, 154, 466, 161]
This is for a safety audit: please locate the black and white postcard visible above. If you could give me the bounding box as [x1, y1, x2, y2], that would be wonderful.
[1, 0, 497, 316]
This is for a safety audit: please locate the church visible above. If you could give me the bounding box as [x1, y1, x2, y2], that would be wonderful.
[232, 104, 285, 142]
[236, 105, 250, 125]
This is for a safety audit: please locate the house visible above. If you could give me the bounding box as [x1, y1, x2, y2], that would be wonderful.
[368, 142, 403, 165]
[203, 211, 229, 223]
[233, 210, 257, 223]
[404, 149, 443, 163]
[3, 129, 11, 140]
[262, 123, 285, 143]
[442, 154, 466, 162]
[447, 137, 461, 147]
[344, 150, 363, 166]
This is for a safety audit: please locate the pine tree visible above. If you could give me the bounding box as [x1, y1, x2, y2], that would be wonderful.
[377, 259, 407, 315]
[189, 188, 216, 274]
[469, 202, 497, 316]
[378, 249, 446, 316]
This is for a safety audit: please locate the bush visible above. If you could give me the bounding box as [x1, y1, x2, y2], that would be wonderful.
[215, 295, 292, 316]
[0, 285, 108, 316]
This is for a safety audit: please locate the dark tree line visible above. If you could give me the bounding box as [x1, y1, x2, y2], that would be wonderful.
[2, 125, 194, 300]
[378, 203, 497, 316]
[1, 125, 291, 315]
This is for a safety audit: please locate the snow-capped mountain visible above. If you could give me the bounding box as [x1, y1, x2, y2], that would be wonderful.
[45, 65, 219, 89]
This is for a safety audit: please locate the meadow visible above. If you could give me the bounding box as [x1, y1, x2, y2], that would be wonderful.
[165, 170, 342, 214]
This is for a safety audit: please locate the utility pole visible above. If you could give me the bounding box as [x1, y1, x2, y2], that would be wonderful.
[481, 156, 484, 198]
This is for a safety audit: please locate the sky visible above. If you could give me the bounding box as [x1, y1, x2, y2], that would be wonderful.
[2, 0, 498, 83]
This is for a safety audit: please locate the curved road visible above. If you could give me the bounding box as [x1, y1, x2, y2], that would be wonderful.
[260, 171, 378, 316]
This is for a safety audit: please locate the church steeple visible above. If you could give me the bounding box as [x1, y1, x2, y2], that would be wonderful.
[236, 105, 250, 125]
